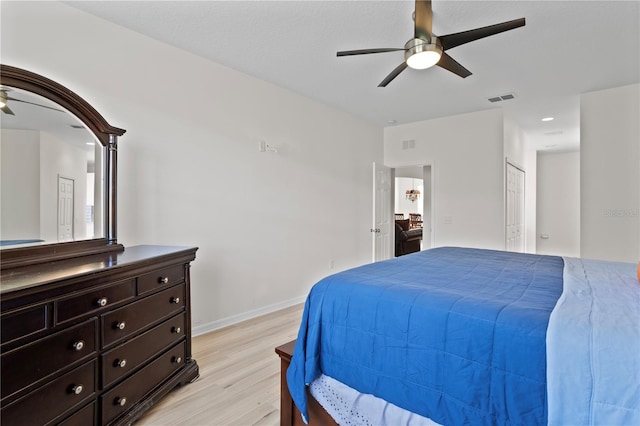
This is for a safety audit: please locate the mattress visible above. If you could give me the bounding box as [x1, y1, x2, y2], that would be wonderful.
[287, 247, 565, 425]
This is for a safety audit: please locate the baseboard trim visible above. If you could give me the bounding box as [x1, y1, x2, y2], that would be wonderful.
[192, 295, 306, 337]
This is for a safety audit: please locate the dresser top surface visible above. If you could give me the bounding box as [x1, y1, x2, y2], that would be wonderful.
[0, 245, 197, 295]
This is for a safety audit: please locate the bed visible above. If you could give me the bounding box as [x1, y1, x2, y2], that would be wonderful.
[278, 247, 639, 426]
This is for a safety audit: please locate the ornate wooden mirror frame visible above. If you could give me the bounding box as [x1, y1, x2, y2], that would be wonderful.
[0, 64, 126, 269]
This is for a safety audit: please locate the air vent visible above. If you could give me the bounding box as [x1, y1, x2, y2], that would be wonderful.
[487, 92, 516, 103]
[544, 130, 564, 136]
[402, 139, 416, 150]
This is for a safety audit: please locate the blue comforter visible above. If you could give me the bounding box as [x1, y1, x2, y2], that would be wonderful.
[287, 247, 564, 425]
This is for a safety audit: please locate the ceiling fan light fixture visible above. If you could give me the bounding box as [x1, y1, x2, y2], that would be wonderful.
[405, 38, 442, 70]
[336, 1, 526, 86]
[406, 50, 441, 69]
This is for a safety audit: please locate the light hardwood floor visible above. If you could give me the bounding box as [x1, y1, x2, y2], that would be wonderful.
[137, 304, 304, 426]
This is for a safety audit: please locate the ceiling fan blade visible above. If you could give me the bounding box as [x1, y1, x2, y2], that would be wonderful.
[337, 48, 404, 57]
[378, 62, 408, 87]
[439, 17, 525, 50]
[414, 0, 433, 41]
[7, 96, 65, 113]
[437, 53, 472, 78]
[1, 104, 15, 115]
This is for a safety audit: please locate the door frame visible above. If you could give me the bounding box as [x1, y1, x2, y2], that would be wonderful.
[375, 161, 436, 258]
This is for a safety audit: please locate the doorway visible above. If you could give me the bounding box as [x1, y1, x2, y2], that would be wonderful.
[395, 165, 432, 250]
[373, 163, 433, 262]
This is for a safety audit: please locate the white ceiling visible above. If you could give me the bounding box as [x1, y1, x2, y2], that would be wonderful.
[66, 0, 639, 152]
[1, 87, 97, 150]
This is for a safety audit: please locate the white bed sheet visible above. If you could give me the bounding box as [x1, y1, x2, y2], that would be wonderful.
[310, 374, 440, 426]
[547, 257, 640, 425]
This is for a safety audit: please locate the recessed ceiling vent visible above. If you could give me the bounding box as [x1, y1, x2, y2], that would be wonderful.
[488, 92, 516, 103]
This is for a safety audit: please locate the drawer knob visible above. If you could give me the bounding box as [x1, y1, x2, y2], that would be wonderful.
[159, 277, 169, 284]
[115, 397, 127, 407]
[115, 358, 127, 368]
[172, 326, 181, 334]
[71, 384, 83, 395]
[96, 297, 108, 307]
[171, 297, 180, 304]
[72, 340, 85, 351]
[173, 356, 182, 364]
[115, 321, 126, 330]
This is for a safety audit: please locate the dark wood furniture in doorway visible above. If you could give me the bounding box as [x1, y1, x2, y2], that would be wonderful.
[409, 213, 423, 229]
[395, 219, 422, 256]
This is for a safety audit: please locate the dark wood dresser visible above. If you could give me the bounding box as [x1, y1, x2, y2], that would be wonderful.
[0, 245, 199, 425]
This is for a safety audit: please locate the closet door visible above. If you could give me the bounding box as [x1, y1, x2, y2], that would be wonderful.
[506, 162, 525, 252]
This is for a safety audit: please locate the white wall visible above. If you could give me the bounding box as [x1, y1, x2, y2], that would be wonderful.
[384, 109, 505, 250]
[39, 131, 88, 242]
[580, 84, 639, 262]
[536, 151, 580, 257]
[1, 1, 382, 331]
[1, 129, 87, 242]
[0, 129, 40, 240]
[394, 177, 423, 218]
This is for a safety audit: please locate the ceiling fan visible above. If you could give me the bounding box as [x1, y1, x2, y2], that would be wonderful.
[0, 88, 65, 115]
[337, 0, 525, 87]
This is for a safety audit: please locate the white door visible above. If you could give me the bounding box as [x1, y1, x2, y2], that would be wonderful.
[372, 162, 393, 262]
[506, 163, 525, 252]
[58, 176, 74, 241]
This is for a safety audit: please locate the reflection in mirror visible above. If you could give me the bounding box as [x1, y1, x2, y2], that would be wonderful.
[0, 87, 104, 248]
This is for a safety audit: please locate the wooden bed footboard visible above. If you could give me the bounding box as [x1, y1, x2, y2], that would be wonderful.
[275, 340, 338, 426]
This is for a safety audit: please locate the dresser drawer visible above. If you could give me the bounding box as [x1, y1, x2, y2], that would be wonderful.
[102, 313, 186, 387]
[1, 318, 97, 400]
[56, 279, 136, 325]
[58, 402, 95, 426]
[101, 341, 186, 425]
[1, 304, 48, 346]
[1, 360, 95, 426]
[102, 284, 185, 348]
[138, 264, 184, 295]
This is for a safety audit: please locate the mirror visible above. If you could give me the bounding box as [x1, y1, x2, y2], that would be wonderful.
[1, 88, 104, 245]
[0, 64, 125, 268]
